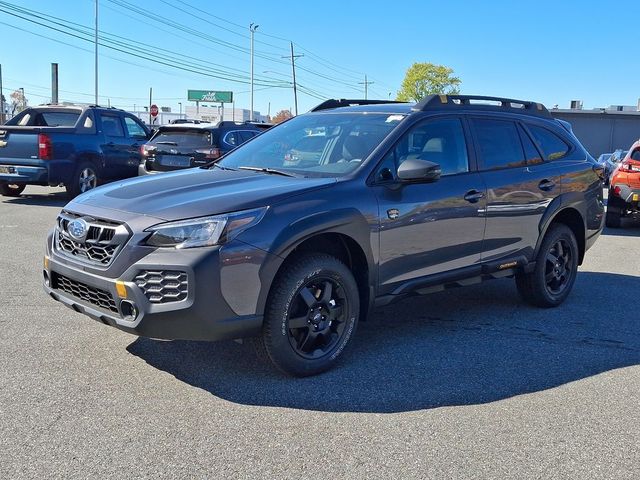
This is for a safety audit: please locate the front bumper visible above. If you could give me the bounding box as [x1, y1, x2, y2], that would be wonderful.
[43, 232, 268, 341]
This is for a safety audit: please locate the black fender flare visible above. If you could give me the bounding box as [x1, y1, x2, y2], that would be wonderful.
[534, 191, 587, 263]
[255, 207, 376, 316]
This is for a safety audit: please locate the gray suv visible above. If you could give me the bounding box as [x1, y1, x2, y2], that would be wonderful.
[43, 95, 604, 376]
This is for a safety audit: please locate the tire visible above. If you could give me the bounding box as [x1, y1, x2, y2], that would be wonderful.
[253, 253, 360, 377]
[66, 162, 99, 198]
[605, 206, 622, 228]
[0, 182, 26, 197]
[516, 224, 579, 308]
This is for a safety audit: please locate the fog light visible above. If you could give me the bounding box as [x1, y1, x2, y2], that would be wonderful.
[120, 300, 138, 321]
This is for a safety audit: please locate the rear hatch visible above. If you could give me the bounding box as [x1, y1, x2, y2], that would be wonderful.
[145, 127, 219, 172]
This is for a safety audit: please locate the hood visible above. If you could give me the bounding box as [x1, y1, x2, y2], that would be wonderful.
[71, 168, 336, 221]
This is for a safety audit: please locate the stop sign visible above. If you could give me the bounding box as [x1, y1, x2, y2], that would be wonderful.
[150, 104, 159, 117]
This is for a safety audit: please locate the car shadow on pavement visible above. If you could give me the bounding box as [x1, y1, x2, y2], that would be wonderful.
[3, 191, 68, 208]
[602, 221, 640, 236]
[127, 271, 640, 413]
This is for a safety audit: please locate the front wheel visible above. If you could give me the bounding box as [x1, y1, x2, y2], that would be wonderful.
[254, 254, 360, 377]
[66, 162, 99, 198]
[516, 224, 579, 308]
[0, 182, 26, 197]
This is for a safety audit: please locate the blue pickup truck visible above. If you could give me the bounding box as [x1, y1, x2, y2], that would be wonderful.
[0, 105, 151, 197]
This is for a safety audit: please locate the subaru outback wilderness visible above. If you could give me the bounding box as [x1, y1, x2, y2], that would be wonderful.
[43, 96, 604, 376]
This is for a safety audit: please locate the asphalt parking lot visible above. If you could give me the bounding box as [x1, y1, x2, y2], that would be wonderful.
[1, 186, 639, 479]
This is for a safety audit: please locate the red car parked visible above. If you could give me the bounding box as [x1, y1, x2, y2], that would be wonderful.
[606, 139, 640, 227]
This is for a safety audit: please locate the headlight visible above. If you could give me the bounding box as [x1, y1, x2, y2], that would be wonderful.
[143, 207, 267, 249]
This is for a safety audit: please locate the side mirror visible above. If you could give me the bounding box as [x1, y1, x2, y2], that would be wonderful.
[397, 158, 441, 182]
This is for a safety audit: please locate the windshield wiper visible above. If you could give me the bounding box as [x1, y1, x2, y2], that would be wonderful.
[238, 166, 297, 177]
[205, 162, 236, 171]
[155, 141, 178, 146]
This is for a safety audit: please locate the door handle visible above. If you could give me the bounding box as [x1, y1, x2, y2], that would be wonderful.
[538, 179, 556, 191]
[464, 189, 485, 203]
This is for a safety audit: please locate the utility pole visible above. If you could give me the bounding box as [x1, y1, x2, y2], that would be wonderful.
[94, 0, 98, 105]
[0, 64, 4, 123]
[51, 63, 59, 104]
[249, 23, 259, 121]
[282, 42, 303, 116]
[358, 74, 374, 100]
[178, 102, 182, 118]
[148, 87, 152, 125]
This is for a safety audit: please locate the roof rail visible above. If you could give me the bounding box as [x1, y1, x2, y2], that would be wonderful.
[310, 98, 404, 112]
[413, 95, 551, 118]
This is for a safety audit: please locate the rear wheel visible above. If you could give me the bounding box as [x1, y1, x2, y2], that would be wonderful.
[66, 162, 99, 198]
[0, 182, 26, 197]
[253, 253, 360, 377]
[606, 191, 623, 228]
[516, 224, 579, 308]
[605, 206, 622, 228]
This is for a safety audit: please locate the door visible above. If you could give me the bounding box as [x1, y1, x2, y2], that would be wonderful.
[373, 116, 487, 294]
[122, 115, 150, 175]
[99, 113, 133, 180]
[469, 117, 565, 263]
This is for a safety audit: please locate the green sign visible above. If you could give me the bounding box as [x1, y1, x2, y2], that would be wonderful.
[187, 90, 233, 103]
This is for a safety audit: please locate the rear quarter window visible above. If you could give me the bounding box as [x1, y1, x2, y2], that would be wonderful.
[526, 124, 570, 161]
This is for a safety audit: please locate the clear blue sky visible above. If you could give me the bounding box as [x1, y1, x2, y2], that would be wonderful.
[0, 0, 639, 116]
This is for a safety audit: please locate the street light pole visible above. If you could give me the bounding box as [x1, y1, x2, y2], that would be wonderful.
[249, 23, 259, 121]
[94, 0, 98, 105]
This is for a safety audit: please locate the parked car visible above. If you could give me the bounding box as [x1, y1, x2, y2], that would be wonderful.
[43, 95, 604, 376]
[596, 153, 612, 165]
[606, 140, 640, 227]
[139, 121, 269, 174]
[604, 149, 627, 185]
[0, 105, 151, 197]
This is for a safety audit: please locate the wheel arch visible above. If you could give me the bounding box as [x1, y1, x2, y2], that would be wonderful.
[537, 205, 586, 265]
[255, 210, 376, 323]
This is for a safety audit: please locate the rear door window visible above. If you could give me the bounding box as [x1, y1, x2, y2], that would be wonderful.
[152, 129, 212, 147]
[471, 118, 525, 170]
[631, 149, 640, 161]
[518, 124, 543, 165]
[526, 125, 570, 161]
[101, 114, 125, 137]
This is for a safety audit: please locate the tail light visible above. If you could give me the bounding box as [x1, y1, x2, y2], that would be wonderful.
[38, 133, 52, 160]
[140, 144, 156, 157]
[195, 147, 221, 160]
[619, 161, 640, 173]
[612, 186, 621, 196]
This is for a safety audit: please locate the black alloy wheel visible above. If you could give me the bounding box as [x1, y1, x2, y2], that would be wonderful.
[544, 238, 573, 296]
[286, 277, 348, 359]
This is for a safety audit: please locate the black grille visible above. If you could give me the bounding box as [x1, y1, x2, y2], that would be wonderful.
[134, 270, 188, 303]
[54, 212, 128, 266]
[57, 231, 118, 264]
[53, 273, 118, 313]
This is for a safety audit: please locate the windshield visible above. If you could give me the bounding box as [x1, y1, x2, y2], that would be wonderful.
[151, 128, 213, 147]
[217, 112, 405, 177]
